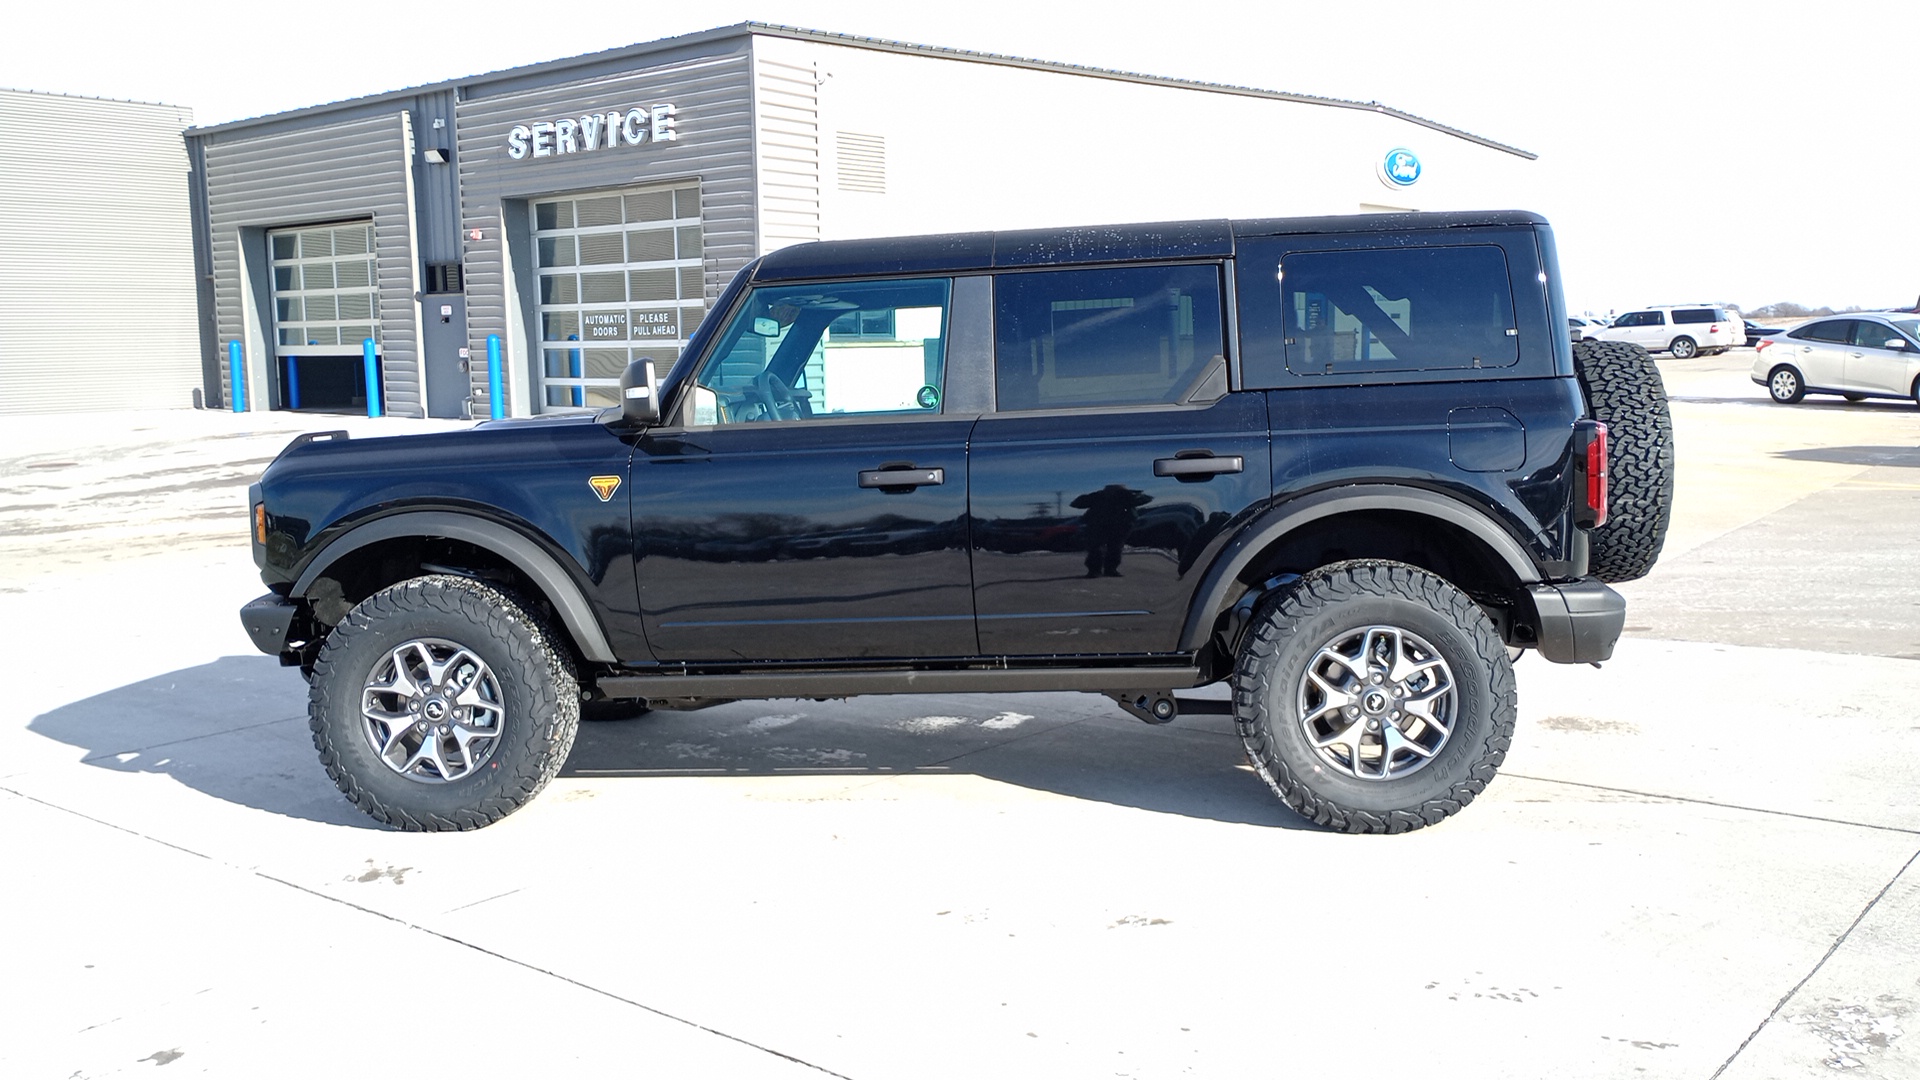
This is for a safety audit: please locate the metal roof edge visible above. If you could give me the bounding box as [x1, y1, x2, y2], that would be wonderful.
[185, 22, 761, 138]
[1, 85, 192, 115]
[744, 24, 1536, 161]
[184, 21, 1534, 161]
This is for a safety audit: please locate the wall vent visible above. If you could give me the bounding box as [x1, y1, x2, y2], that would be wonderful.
[836, 132, 886, 194]
[424, 263, 463, 293]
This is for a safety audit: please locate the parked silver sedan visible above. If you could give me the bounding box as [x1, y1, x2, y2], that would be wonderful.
[1752, 312, 1920, 406]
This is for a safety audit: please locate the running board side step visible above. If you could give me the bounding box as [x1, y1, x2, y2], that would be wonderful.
[596, 666, 1204, 702]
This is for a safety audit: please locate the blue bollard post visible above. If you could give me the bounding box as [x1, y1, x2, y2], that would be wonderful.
[486, 334, 505, 420]
[362, 338, 381, 418]
[287, 357, 301, 410]
[228, 341, 246, 412]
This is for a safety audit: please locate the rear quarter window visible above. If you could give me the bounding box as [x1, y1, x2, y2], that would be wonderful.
[1275, 246, 1518, 376]
[1790, 320, 1854, 344]
[1672, 308, 1725, 324]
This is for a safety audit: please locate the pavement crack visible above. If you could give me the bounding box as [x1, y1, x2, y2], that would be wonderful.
[248, 871, 854, 1077]
[1502, 773, 1920, 836]
[1708, 845, 1920, 1079]
[2, 790, 852, 1078]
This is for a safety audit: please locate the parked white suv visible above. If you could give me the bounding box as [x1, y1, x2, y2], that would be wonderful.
[1594, 305, 1742, 358]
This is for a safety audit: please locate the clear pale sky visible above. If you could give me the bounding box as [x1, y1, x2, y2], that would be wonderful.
[6, 0, 1913, 316]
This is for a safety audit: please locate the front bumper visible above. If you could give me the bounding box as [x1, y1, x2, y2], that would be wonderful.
[1526, 578, 1626, 664]
[240, 592, 297, 656]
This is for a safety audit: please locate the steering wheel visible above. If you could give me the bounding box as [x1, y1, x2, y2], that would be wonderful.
[749, 370, 810, 421]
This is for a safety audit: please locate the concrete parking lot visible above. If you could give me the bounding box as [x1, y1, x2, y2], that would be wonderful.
[2, 353, 1916, 1079]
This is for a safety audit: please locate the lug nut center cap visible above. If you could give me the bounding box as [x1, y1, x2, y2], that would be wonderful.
[423, 699, 449, 722]
[1362, 689, 1392, 715]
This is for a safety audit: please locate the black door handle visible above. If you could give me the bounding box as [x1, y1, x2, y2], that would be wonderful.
[1153, 454, 1243, 478]
[858, 466, 944, 490]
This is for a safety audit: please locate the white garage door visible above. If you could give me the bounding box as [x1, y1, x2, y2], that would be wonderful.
[532, 181, 704, 410]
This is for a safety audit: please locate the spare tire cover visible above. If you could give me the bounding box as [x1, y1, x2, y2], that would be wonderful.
[1573, 338, 1674, 583]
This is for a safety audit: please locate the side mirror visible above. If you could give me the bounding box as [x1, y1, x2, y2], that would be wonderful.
[1884, 339, 1907, 350]
[618, 359, 661, 424]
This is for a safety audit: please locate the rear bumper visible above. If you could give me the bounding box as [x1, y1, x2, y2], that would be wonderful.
[240, 592, 297, 656]
[1526, 578, 1625, 664]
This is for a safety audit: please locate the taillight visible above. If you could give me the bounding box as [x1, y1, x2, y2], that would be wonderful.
[1576, 421, 1608, 529]
[1756, 339, 1771, 354]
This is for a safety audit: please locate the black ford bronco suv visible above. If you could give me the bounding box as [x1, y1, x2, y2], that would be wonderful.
[241, 211, 1673, 834]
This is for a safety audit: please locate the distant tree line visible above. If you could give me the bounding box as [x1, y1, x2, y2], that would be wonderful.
[1746, 300, 1918, 318]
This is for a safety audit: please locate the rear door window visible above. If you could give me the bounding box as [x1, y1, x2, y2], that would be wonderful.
[1850, 321, 1903, 348]
[992, 264, 1225, 410]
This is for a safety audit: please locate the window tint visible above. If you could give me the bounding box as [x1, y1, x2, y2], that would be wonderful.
[1616, 311, 1661, 328]
[994, 264, 1223, 410]
[1791, 320, 1855, 345]
[1276, 246, 1517, 375]
[1851, 320, 1904, 348]
[1671, 308, 1725, 324]
[692, 277, 950, 424]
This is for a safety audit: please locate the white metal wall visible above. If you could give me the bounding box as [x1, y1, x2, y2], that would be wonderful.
[751, 37, 1540, 247]
[0, 90, 198, 415]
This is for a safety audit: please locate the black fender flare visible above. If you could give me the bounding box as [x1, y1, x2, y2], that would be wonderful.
[291, 511, 617, 663]
[1178, 485, 1541, 651]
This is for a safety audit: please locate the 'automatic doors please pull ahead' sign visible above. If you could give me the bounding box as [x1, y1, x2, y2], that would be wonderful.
[506, 104, 678, 160]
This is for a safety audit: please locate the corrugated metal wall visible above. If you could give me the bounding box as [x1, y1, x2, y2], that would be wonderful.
[0, 91, 198, 415]
[456, 46, 757, 415]
[755, 55, 822, 252]
[198, 111, 425, 416]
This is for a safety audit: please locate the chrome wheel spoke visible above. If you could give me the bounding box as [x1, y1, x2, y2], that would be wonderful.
[359, 637, 504, 785]
[1403, 687, 1452, 733]
[1297, 623, 1457, 783]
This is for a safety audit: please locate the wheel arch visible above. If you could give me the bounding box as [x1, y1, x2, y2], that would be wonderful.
[292, 511, 617, 663]
[1179, 485, 1540, 654]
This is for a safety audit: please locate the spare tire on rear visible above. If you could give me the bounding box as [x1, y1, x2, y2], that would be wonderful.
[1572, 338, 1674, 583]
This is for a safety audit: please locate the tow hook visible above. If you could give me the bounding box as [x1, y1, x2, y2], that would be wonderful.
[1109, 691, 1179, 725]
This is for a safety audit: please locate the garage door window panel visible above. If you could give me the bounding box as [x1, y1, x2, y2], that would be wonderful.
[533, 181, 703, 410]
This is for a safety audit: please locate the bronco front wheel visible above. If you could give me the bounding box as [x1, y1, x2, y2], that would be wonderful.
[308, 575, 580, 831]
[1232, 562, 1515, 833]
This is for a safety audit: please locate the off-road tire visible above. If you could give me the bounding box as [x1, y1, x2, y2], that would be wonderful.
[309, 575, 580, 831]
[1573, 338, 1675, 583]
[1232, 561, 1515, 834]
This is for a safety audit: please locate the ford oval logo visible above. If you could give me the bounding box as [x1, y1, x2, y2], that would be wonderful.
[1379, 148, 1422, 188]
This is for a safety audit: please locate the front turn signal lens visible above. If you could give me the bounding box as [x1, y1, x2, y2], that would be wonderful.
[254, 502, 269, 546]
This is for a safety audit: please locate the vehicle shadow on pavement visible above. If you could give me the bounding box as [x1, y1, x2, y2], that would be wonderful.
[561, 692, 1313, 829]
[26, 655, 378, 828]
[27, 660, 1308, 829]
[1774, 445, 1920, 468]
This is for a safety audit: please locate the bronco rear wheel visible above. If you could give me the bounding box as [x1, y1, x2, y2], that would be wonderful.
[309, 575, 580, 831]
[1232, 561, 1515, 834]
[1573, 338, 1675, 583]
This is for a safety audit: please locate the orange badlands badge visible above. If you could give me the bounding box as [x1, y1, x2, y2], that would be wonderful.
[588, 475, 622, 502]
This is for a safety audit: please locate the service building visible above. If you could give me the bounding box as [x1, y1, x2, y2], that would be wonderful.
[182, 22, 1538, 419]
